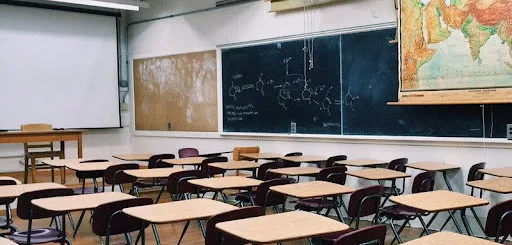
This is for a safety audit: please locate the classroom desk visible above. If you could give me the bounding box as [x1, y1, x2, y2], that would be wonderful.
[112, 153, 152, 161]
[65, 161, 118, 172]
[31, 192, 134, 212]
[401, 231, 500, 245]
[208, 161, 260, 177]
[198, 151, 233, 158]
[240, 152, 283, 160]
[0, 182, 65, 199]
[270, 181, 354, 222]
[269, 166, 321, 176]
[123, 198, 237, 244]
[390, 190, 488, 236]
[467, 177, 512, 194]
[188, 176, 262, 204]
[162, 157, 206, 166]
[0, 236, 18, 245]
[407, 162, 460, 191]
[41, 158, 90, 167]
[216, 210, 349, 244]
[0, 130, 84, 184]
[346, 168, 411, 181]
[479, 167, 512, 178]
[124, 168, 183, 179]
[335, 158, 388, 167]
[280, 155, 326, 164]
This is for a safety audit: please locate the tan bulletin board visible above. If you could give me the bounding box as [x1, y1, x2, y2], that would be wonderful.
[133, 50, 218, 132]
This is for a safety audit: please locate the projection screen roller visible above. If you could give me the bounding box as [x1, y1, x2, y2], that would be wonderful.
[0, 4, 120, 129]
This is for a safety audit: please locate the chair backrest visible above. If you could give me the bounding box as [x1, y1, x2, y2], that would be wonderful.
[104, 163, 139, 186]
[326, 155, 348, 168]
[21, 123, 53, 149]
[79, 159, 109, 163]
[256, 161, 284, 180]
[411, 171, 436, 194]
[282, 152, 303, 167]
[76, 159, 109, 179]
[468, 162, 486, 181]
[166, 170, 206, 195]
[485, 199, 512, 239]
[317, 166, 348, 185]
[92, 197, 152, 237]
[205, 206, 265, 245]
[200, 156, 228, 177]
[388, 158, 408, 172]
[232, 146, 260, 161]
[254, 178, 295, 207]
[333, 225, 387, 245]
[178, 148, 199, 158]
[348, 185, 382, 221]
[0, 179, 18, 205]
[17, 188, 74, 220]
[148, 154, 175, 169]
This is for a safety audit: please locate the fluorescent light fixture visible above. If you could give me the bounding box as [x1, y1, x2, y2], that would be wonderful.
[48, 0, 147, 11]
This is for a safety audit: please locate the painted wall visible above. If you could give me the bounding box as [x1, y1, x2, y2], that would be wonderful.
[127, 0, 511, 236]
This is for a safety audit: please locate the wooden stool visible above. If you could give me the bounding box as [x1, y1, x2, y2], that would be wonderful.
[25, 151, 64, 184]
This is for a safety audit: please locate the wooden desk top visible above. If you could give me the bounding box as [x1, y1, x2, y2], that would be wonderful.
[240, 153, 283, 160]
[0, 176, 21, 184]
[269, 166, 321, 176]
[31, 192, 134, 212]
[407, 162, 460, 171]
[112, 153, 152, 161]
[346, 168, 411, 180]
[41, 158, 89, 167]
[467, 177, 512, 194]
[66, 162, 117, 172]
[123, 198, 237, 224]
[208, 161, 260, 170]
[335, 158, 388, 167]
[188, 176, 262, 190]
[401, 231, 500, 245]
[479, 167, 512, 178]
[162, 157, 206, 165]
[124, 168, 183, 179]
[0, 130, 84, 136]
[216, 211, 349, 244]
[0, 182, 65, 198]
[0, 236, 19, 245]
[280, 155, 326, 163]
[390, 190, 489, 213]
[270, 181, 355, 199]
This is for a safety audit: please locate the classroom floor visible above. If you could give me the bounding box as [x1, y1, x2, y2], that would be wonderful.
[1, 170, 509, 245]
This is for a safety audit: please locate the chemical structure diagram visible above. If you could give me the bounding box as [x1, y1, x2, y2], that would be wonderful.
[227, 57, 340, 116]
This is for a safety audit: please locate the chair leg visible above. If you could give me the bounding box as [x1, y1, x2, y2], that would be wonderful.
[24, 156, 29, 184]
[155, 186, 165, 202]
[388, 217, 403, 245]
[31, 156, 37, 183]
[124, 233, 132, 245]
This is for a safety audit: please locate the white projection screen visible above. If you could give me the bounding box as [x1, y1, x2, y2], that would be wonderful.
[0, 3, 121, 130]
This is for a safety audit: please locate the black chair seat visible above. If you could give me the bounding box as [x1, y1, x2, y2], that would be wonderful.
[73, 187, 103, 195]
[6, 228, 66, 244]
[134, 179, 166, 188]
[380, 205, 425, 220]
[235, 192, 254, 203]
[295, 198, 335, 211]
[319, 228, 355, 244]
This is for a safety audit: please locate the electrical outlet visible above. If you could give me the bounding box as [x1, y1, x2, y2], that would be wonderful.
[168, 122, 172, 131]
[290, 122, 296, 134]
[507, 124, 512, 140]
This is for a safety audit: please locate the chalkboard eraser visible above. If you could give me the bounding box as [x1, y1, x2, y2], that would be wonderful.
[507, 124, 512, 140]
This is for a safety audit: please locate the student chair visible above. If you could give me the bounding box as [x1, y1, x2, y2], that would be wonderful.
[325, 155, 348, 168]
[159, 170, 207, 202]
[379, 171, 436, 244]
[254, 161, 284, 181]
[235, 178, 295, 213]
[200, 156, 228, 177]
[178, 148, 199, 158]
[295, 166, 349, 222]
[205, 206, 265, 245]
[92, 198, 153, 245]
[21, 123, 64, 184]
[319, 185, 382, 245]
[381, 158, 408, 206]
[484, 199, 512, 243]
[73, 159, 109, 194]
[464, 162, 487, 234]
[332, 225, 387, 245]
[0, 179, 18, 234]
[133, 154, 175, 198]
[6, 188, 75, 245]
[282, 152, 303, 168]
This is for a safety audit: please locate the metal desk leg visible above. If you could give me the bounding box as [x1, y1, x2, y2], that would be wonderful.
[417, 213, 431, 235]
[442, 171, 453, 191]
[460, 208, 474, 236]
[448, 210, 464, 234]
[248, 189, 256, 206]
[140, 221, 146, 245]
[420, 213, 439, 237]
